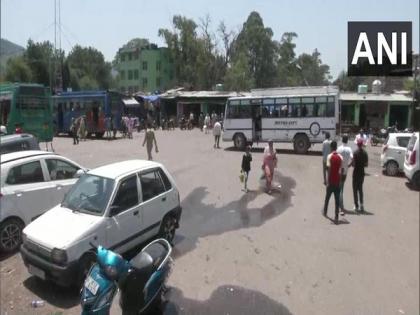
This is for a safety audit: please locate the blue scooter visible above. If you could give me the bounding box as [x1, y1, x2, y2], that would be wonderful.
[81, 238, 172, 314]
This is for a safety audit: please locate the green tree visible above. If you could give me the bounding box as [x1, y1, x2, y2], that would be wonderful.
[67, 45, 112, 90]
[159, 15, 200, 88]
[224, 52, 254, 91]
[4, 56, 33, 82]
[295, 49, 331, 86]
[24, 40, 54, 86]
[232, 11, 277, 88]
[276, 32, 300, 86]
[113, 38, 150, 66]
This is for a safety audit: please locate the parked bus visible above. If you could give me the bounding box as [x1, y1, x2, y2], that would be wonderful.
[222, 86, 340, 153]
[0, 83, 53, 142]
[52, 90, 124, 137]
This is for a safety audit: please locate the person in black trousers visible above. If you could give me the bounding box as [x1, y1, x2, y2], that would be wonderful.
[352, 139, 368, 212]
[241, 145, 252, 192]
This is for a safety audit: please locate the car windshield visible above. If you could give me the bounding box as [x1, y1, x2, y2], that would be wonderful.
[407, 135, 417, 151]
[61, 174, 115, 216]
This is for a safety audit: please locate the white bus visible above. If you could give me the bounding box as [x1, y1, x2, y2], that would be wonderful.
[222, 86, 339, 153]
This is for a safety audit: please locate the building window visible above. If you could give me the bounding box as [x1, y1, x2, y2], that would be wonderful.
[142, 61, 148, 71]
[142, 78, 148, 89]
[128, 52, 132, 61]
[121, 53, 125, 62]
[120, 70, 125, 80]
[128, 70, 133, 80]
[169, 71, 174, 80]
[156, 61, 161, 71]
[134, 51, 139, 59]
[156, 77, 161, 87]
[134, 70, 139, 80]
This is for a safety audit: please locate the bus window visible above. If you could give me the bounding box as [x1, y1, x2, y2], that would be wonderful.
[326, 102, 335, 117]
[279, 104, 288, 117]
[275, 98, 287, 105]
[1, 100, 11, 125]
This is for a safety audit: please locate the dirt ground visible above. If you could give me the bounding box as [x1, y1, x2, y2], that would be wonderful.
[1, 129, 419, 314]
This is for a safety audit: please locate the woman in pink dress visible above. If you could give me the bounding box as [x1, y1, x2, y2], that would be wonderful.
[263, 140, 277, 194]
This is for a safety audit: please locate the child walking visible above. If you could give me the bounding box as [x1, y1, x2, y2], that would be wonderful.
[241, 146, 252, 192]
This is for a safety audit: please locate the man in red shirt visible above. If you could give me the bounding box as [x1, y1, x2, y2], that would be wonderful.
[323, 140, 342, 224]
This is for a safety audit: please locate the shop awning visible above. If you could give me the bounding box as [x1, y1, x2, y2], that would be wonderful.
[122, 98, 140, 108]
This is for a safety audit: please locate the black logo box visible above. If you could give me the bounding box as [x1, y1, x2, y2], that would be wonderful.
[348, 21, 412, 76]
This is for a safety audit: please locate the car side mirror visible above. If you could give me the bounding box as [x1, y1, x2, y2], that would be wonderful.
[109, 205, 121, 217]
[74, 169, 86, 178]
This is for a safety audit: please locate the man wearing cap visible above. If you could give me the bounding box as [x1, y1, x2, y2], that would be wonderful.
[352, 138, 368, 212]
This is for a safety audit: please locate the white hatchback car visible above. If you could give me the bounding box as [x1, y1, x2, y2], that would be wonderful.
[20, 160, 181, 287]
[404, 132, 420, 189]
[0, 151, 86, 253]
[380, 133, 413, 176]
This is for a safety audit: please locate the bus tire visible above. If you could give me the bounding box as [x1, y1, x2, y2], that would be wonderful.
[293, 134, 310, 154]
[233, 133, 246, 150]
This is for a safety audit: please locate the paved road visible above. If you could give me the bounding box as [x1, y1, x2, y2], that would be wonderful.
[1, 129, 418, 314]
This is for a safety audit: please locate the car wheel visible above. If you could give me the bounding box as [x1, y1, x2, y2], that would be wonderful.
[293, 134, 309, 154]
[159, 215, 177, 244]
[385, 160, 399, 176]
[0, 218, 24, 253]
[413, 172, 420, 190]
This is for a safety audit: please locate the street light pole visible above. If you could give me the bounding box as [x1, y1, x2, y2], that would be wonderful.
[295, 64, 309, 87]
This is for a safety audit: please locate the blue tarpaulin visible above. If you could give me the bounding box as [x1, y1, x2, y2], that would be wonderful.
[141, 95, 160, 102]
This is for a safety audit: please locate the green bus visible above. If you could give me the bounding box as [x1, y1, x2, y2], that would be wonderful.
[0, 83, 53, 142]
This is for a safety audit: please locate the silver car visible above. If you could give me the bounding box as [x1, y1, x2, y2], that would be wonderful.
[380, 133, 412, 176]
[0, 150, 86, 252]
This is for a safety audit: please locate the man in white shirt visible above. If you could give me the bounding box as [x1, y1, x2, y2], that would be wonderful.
[322, 132, 332, 185]
[354, 129, 367, 146]
[337, 135, 353, 214]
[213, 121, 222, 148]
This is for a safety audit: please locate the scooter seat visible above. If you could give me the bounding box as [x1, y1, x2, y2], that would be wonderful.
[129, 251, 154, 275]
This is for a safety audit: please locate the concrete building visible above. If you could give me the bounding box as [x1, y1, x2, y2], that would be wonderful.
[160, 88, 249, 121]
[340, 86, 413, 132]
[116, 44, 174, 94]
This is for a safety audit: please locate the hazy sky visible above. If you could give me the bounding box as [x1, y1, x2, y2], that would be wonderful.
[1, 0, 419, 79]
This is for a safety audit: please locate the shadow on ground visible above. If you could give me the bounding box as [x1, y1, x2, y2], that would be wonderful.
[23, 277, 79, 309]
[224, 146, 322, 156]
[162, 285, 293, 315]
[172, 171, 296, 258]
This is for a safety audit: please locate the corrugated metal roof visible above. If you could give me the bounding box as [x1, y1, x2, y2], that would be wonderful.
[251, 86, 339, 96]
[160, 90, 250, 99]
[340, 92, 413, 102]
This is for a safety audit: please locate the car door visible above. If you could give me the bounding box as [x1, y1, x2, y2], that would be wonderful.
[105, 174, 143, 253]
[44, 158, 82, 206]
[395, 136, 411, 169]
[3, 160, 54, 224]
[138, 169, 167, 240]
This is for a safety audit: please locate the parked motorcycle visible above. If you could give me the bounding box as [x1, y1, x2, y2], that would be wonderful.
[80, 239, 172, 315]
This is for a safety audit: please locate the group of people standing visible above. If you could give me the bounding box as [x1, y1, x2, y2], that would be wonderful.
[322, 132, 368, 224]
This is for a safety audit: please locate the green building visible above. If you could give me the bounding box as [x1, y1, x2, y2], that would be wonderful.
[116, 44, 174, 94]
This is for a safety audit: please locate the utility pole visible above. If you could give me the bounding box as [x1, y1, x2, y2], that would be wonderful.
[296, 64, 309, 87]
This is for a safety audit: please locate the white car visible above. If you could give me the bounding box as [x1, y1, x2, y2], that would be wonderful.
[380, 133, 412, 176]
[0, 151, 86, 253]
[404, 132, 420, 189]
[20, 160, 182, 287]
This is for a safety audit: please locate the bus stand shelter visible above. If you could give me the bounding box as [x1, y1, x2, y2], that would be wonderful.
[159, 89, 249, 123]
[339, 92, 413, 132]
